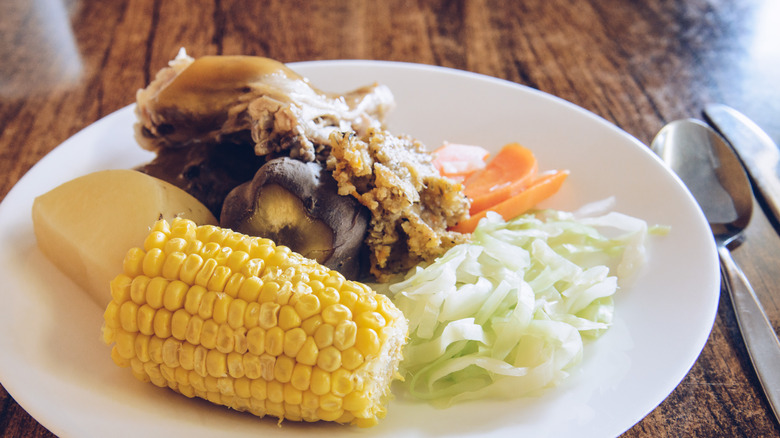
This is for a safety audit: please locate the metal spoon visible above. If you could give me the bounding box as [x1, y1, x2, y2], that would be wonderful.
[651, 118, 780, 423]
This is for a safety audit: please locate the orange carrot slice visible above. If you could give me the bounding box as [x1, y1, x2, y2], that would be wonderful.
[452, 169, 570, 234]
[463, 143, 538, 214]
[432, 143, 491, 182]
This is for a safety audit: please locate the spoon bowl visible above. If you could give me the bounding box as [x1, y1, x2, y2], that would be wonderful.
[651, 118, 752, 246]
[651, 118, 780, 423]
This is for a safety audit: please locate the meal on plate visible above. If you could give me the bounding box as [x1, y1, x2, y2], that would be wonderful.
[30, 50, 659, 427]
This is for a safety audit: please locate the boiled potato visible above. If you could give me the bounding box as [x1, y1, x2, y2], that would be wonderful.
[32, 169, 217, 306]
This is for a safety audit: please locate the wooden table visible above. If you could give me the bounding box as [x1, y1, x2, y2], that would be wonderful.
[2, 0, 779, 436]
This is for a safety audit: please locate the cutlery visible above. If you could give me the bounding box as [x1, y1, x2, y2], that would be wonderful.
[703, 104, 780, 226]
[651, 119, 780, 424]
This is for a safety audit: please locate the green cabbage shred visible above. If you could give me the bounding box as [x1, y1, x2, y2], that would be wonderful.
[387, 200, 661, 406]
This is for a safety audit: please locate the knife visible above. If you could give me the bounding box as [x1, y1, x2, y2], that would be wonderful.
[703, 104, 780, 226]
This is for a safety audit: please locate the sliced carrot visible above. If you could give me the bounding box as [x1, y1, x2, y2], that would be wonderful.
[463, 143, 538, 214]
[451, 169, 570, 234]
[432, 143, 491, 182]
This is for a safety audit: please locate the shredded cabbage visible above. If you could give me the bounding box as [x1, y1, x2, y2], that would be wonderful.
[387, 199, 662, 406]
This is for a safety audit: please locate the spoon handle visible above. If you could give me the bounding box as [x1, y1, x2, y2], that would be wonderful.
[719, 246, 780, 423]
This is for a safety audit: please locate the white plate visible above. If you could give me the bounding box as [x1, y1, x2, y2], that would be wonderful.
[0, 61, 719, 437]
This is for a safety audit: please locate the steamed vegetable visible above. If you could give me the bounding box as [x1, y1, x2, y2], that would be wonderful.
[387, 202, 652, 405]
[463, 143, 538, 214]
[220, 157, 370, 279]
[103, 218, 408, 427]
[452, 169, 569, 234]
[32, 169, 217, 306]
[431, 143, 490, 183]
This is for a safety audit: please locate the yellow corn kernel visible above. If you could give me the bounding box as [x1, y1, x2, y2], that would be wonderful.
[244, 302, 261, 329]
[214, 245, 232, 265]
[259, 354, 276, 380]
[216, 323, 234, 353]
[179, 341, 195, 370]
[198, 291, 218, 320]
[153, 308, 172, 339]
[114, 330, 135, 360]
[278, 305, 301, 331]
[226, 250, 250, 273]
[123, 247, 145, 277]
[317, 346, 342, 373]
[244, 353, 262, 379]
[341, 347, 365, 371]
[227, 299, 247, 329]
[142, 248, 165, 278]
[200, 319, 219, 350]
[237, 276, 262, 302]
[294, 293, 320, 320]
[265, 327, 284, 356]
[161, 251, 186, 280]
[206, 349, 227, 378]
[354, 311, 386, 331]
[314, 324, 334, 349]
[258, 302, 280, 329]
[296, 337, 319, 366]
[234, 376, 251, 399]
[212, 294, 232, 325]
[207, 265, 232, 292]
[333, 320, 357, 350]
[148, 335, 164, 363]
[137, 304, 156, 336]
[259, 281, 280, 303]
[283, 383, 303, 405]
[193, 345, 208, 377]
[130, 276, 150, 306]
[163, 237, 187, 254]
[301, 315, 323, 336]
[111, 345, 131, 367]
[290, 363, 312, 391]
[183, 285, 206, 315]
[146, 277, 168, 309]
[162, 337, 181, 368]
[339, 290, 359, 310]
[283, 328, 307, 357]
[233, 327, 248, 354]
[180, 253, 204, 284]
[110, 274, 132, 304]
[274, 355, 295, 383]
[275, 281, 294, 305]
[320, 393, 343, 412]
[119, 300, 139, 332]
[171, 309, 190, 341]
[185, 315, 204, 346]
[189, 370, 206, 392]
[224, 272, 244, 298]
[356, 328, 380, 357]
[354, 293, 377, 314]
[194, 257, 218, 288]
[134, 333, 151, 362]
[103, 301, 121, 329]
[227, 352, 244, 378]
[163, 280, 188, 312]
[317, 287, 340, 308]
[246, 327, 265, 356]
[331, 369, 354, 397]
[310, 367, 331, 396]
[199, 241, 221, 259]
[267, 380, 284, 404]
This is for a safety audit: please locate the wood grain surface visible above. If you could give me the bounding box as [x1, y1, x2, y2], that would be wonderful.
[2, 0, 779, 436]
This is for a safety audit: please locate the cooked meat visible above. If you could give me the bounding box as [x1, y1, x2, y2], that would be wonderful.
[136, 140, 264, 218]
[134, 49, 395, 162]
[326, 129, 471, 281]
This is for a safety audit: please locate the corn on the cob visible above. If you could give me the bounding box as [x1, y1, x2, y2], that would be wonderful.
[102, 218, 407, 427]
